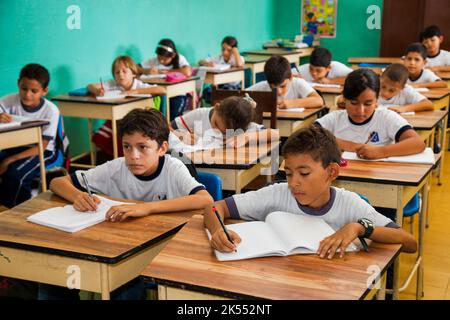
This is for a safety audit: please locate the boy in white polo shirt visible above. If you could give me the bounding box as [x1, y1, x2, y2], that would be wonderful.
[420, 25, 450, 73]
[293, 47, 353, 85]
[316, 69, 425, 160]
[379, 63, 433, 113]
[404, 43, 447, 89]
[247, 55, 324, 109]
[205, 125, 417, 257]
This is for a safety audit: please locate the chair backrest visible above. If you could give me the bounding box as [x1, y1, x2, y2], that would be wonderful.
[54, 114, 70, 170]
[197, 172, 222, 201]
[211, 87, 278, 129]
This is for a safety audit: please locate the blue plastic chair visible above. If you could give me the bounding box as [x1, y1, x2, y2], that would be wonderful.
[197, 172, 222, 201]
[403, 193, 420, 233]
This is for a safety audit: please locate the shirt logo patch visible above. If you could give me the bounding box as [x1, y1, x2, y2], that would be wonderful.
[370, 132, 380, 143]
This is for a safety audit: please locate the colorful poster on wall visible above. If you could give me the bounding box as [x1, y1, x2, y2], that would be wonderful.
[301, 0, 338, 38]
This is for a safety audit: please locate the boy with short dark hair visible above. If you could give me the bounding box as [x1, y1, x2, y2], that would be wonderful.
[0, 63, 61, 208]
[205, 125, 417, 257]
[420, 25, 450, 72]
[247, 55, 324, 109]
[294, 47, 353, 85]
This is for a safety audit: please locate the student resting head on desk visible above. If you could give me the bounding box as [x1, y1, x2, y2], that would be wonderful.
[420, 25, 450, 73]
[204, 125, 417, 257]
[292, 47, 353, 85]
[404, 42, 447, 89]
[315, 68, 426, 160]
[199, 35, 245, 69]
[170, 95, 278, 148]
[50, 108, 213, 221]
[0, 63, 61, 208]
[247, 55, 324, 110]
[379, 63, 434, 113]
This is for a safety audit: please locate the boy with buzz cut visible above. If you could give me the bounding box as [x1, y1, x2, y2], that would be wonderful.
[0, 63, 61, 208]
[379, 63, 433, 113]
[404, 42, 447, 89]
[294, 47, 353, 85]
[420, 25, 450, 72]
[247, 55, 324, 110]
[205, 125, 417, 258]
[51, 108, 213, 221]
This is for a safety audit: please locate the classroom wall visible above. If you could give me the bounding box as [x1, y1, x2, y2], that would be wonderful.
[273, 0, 384, 63]
[0, 0, 275, 155]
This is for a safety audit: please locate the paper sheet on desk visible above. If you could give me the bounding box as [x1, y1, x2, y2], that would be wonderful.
[278, 107, 305, 112]
[342, 147, 435, 165]
[308, 82, 341, 89]
[169, 132, 223, 153]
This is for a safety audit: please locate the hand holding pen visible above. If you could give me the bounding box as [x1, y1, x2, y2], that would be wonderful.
[211, 206, 241, 252]
[73, 172, 100, 212]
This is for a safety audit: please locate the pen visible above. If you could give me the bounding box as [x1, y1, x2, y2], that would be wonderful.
[212, 206, 236, 252]
[358, 237, 370, 253]
[294, 64, 301, 75]
[364, 131, 376, 145]
[100, 77, 105, 92]
[80, 172, 96, 212]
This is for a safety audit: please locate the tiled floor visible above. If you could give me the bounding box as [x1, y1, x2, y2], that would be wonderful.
[399, 151, 450, 300]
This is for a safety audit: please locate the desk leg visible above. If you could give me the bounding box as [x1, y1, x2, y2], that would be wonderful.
[417, 179, 428, 299]
[251, 66, 256, 86]
[112, 117, 118, 159]
[37, 127, 47, 192]
[88, 119, 96, 166]
[165, 95, 171, 121]
[392, 188, 404, 300]
[376, 274, 387, 300]
[100, 264, 111, 300]
[191, 83, 197, 109]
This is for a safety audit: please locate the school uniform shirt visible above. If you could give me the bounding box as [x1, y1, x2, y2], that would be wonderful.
[0, 93, 59, 152]
[426, 50, 450, 68]
[213, 54, 245, 67]
[225, 183, 397, 231]
[71, 154, 205, 202]
[407, 68, 441, 85]
[140, 54, 190, 71]
[103, 78, 155, 92]
[171, 107, 264, 136]
[378, 85, 427, 107]
[247, 77, 316, 100]
[294, 61, 353, 82]
[315, 109, 412, 145]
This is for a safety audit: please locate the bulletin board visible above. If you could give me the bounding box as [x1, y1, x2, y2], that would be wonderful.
[301, 0, 338, 38]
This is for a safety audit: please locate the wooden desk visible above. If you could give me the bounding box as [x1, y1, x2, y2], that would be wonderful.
[204, 67, 245, 88]
[314, 86, 343, 109]
[244, 55, 269, 85]
[422, 88, 450, 111]
[246, 48, 307, 67]
[348, 57, 403, 68]
[436, 71, 450, 88]
[140, 77, 198, 121]
[0, 121, 49, 192]
[53, 95, 154, 168]
[141, 215, 401, 300]
[185, 142, 279, 193]
[0, 192, 196, 300]
[263, 107, 326, 137]
[334, 160, 433, 299]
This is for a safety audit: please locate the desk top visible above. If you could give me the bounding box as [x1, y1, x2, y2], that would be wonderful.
[314, 86, 343, 94]
[203, 67, 245, 74]
[52, 94, 153, 105]
[402, 110, 448, 130]
[244, 55, 270, 64]
[263, 107, 326, 121]
[0, 120, 49, 134]
[185, 142, 279, 170]
[437, 71, 450, 80]
[140, 76, 199, 85]
[141, 215, 401, 300]
[348, 57, 403, 64]
[338, 160, 433, 186]
[0, 192, 197, 264]
[246, 48, 306, 56]
[422, 88, 450, 100]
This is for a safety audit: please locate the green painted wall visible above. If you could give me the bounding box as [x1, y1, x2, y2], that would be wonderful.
[273, 0, 383, 64]
[0, 0, 275, 155]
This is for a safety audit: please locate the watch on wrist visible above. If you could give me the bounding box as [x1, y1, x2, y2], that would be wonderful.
[357, 218, 374, 238]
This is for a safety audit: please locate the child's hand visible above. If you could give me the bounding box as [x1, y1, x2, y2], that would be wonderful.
[0, 113, 13, 123]
[388, 105, 406, 113]
[204, 60, 214, 67]
[73, 193, 101, 212]
[210, 228, 241, 252]
[96, 87, 105, 96]
[277, 99, 288, 109]
[317, 223, 362, 259]
[0, 158, 14, 175]
[177, 131, 197, 145]
[317, 78, 331, 84]
[149, 67, 159, 74]
[355, 144, 386, 160]
[106, 203, 149, 222]
[122, 89, 136, 96]
[225, 134, 248, 148]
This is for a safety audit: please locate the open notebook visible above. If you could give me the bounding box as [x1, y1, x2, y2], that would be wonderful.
[342, 147, 435, 165]
[278, 107, 305, 113]
[307, 82, 341, 89]
[207, 211, 358, 262]
[169, 131, 223, 153]
[96, 90, 152, 100]
[0, 115, 34, 130]
[27, 196, 132, 233]
[199, 64, 231, 72]
[140, 74, 167, 80]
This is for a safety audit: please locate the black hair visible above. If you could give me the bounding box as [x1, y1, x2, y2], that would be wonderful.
[382, 63, 409, 86]
[420, 25, 442, 41]
[264, 55, 292, 85]
[155, 38, 180, 69]
[119, 109, 169, 147]
[310, 47, 332, 68]
[405, 42, 428, 60]
[343, 68, 380, 100]
[222, 36, 238, 48]
[215, 96, 254, 131]
[282, 125, 341, 168]
[19, 63, 50, 89]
